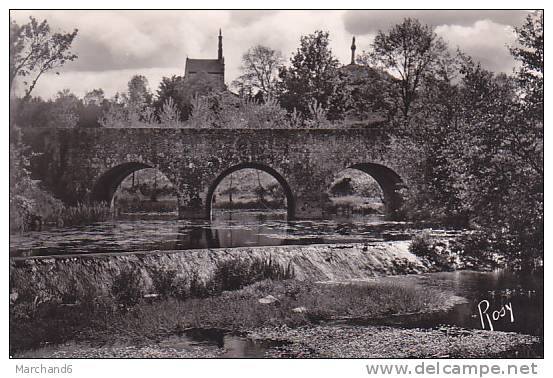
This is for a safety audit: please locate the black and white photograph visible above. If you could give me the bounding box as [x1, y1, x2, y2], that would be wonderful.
[7, 5, 545, 372]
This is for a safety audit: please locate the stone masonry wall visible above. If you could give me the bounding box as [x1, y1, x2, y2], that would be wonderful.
[22, 128, 409, 219]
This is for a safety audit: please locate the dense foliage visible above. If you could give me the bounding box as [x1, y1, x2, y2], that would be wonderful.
[399, 12, 543, 269]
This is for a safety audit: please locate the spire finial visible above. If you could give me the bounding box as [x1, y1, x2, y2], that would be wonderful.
[350, 36, 356, 65]
[218, 28, 223, 60]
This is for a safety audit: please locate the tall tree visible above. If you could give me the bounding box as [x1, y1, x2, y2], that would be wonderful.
[277, 30, 341, 117]
[232, 45, 284, 99]
[83, 88, 105, 106]
[444, 57, 542, 267]
[123, 75, 154, 123]
[127, 75, 152, 108]
[10, 16, 78, 100]
[80, 89, 107, 128]
[510, 10, 543, 120]
[153, 75, 185, 119]
[368, 18, 448, 121]
[153, 73, 224, 122]
[47, 89, 80, 128]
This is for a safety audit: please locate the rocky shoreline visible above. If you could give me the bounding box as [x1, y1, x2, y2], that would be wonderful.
[250, 325, 541, 358]
[14, 324, 541, 359]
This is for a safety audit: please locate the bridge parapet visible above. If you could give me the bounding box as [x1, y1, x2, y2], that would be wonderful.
[21, 127, 407, 220]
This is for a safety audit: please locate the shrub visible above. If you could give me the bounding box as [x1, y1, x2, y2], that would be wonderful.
[9, 176, 65, 233]
[183, 272, 210, 299]
[409, 232, 453, 270]
[209, 257, 294, 294]
[111, 268, 144, 308]
[149, 267, 178, 299]
[449, 232, 503, 270]
[330, 178, 355, 196]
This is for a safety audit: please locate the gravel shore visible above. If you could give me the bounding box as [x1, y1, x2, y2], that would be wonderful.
[250, 325, 541, 358]
[14, 341, 225, 359]
[15, 324, 540, 359]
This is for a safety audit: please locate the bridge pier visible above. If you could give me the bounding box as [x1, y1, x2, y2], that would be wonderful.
[178, 205, 206, 220]
[177, 190, 205, 220]
[294, 195, 331, 219]
[22, 128, 408, 222]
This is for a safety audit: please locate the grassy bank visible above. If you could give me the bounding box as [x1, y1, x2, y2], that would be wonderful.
[10, 201, 112, 233]
[326, 195, 383, 215]
[10, 278, 458, 354]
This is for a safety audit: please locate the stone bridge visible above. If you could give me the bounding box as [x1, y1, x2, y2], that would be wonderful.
[22, 128, 408, 220]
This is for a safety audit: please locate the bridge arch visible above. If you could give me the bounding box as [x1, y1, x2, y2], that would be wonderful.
[338, 163, 404, 218]
[90, 162, 176, 208]
[205, 162, 296, 220]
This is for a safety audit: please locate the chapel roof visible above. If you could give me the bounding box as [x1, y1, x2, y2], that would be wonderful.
[185, 58, 224, 74]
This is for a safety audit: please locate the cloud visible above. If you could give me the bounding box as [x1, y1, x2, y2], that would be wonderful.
[228, 10, 280, 26]
[10, 10, 526, 99]
[341, 10, 529, 73]
[11, 10, 230, 72]
[436, 20, 519, 73]
[15, 68, 180, 99]
[11, 10, 353, 98]
[343, 10, 529, 35]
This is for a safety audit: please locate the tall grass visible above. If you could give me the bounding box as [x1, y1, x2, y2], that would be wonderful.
[148, 257, 295, 300]
[209, 257, 294, 293]
[10, 197, 112, 232]
[54, 202, 112, 227]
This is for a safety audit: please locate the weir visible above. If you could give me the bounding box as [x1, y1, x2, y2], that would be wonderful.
[9, 241, 430, 303]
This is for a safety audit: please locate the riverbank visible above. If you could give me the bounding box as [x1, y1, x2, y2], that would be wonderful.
[252, 325, 541, 358]
[10, 241, 542, 358]
[10, 278, 451, 353]
[14, 325, 540, 359]
[11, 277, 541, 358]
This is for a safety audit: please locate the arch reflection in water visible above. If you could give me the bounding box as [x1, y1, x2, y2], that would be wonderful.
[9, 212, 413, 257]
[203, 165, 294, 248]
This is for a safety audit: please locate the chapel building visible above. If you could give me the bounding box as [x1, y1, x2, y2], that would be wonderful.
[184, 29, 225, 86]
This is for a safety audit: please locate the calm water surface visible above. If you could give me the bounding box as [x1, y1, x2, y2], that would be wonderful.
[9, 211, 460, 257]
[353, 270, 543, 337]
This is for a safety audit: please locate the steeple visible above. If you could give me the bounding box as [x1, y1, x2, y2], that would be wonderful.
[350, 36, 356, 65]
[218, 29, 223, 61]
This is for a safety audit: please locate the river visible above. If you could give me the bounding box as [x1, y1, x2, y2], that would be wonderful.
[10, 210, 543, 357]
[9, 210, 460, 257]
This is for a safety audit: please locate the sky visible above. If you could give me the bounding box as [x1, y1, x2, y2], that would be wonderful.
[10, 10, 533, 100]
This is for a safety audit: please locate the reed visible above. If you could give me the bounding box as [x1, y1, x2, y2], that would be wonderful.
[54, 202, 112, 227]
